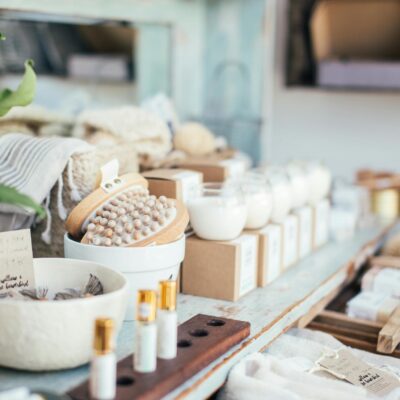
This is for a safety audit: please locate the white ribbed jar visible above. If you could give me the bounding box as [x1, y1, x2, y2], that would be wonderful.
[286, 163, 309, 209]
[232, 172, 273, 230]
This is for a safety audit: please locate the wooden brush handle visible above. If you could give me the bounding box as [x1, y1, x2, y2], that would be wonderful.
[377, 306, 400, 354]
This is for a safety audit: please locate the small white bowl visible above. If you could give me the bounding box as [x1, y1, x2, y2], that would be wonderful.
[64, 234, 185, 320]
[0, 258, 128, 371]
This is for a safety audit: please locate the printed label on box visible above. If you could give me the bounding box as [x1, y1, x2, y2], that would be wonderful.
[173, 171, 202, 203]
[219, 159, 246, 179]
[283, 215, 298, 268]
[261, 225, 282, 283]
[296, 206, 312, 258]
[233, 235, 257, 297]
[315, 199, 330, 247]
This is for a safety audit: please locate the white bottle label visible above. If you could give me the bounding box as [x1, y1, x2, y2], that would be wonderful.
[314, 199, 330, 247]
[173, 171, 202, 203]
[261, 225, 282, 283]
[157, 310, 178, 359]
[296, 206, 312, 258]
[233, 235, 257, 297]
[283, 215, 298, 268]
[90, 353, 116, 400]
[134, 322, 157, 373]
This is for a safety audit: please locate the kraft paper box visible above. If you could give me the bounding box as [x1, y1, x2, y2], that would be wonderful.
[182, 234, 258, 301]
[246, 225, 282, 287]
[176, 157, 246, 182]
[313, 199, 330, 249]
[142, 169, 203, 203]
[294, 206, 312, 259]
[281, 215, 299, 270]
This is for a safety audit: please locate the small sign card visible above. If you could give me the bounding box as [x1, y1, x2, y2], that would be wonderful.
[318, 348, 400, 397]
[0, 229, 35, 294]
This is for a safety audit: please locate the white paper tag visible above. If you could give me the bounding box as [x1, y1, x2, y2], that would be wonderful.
[173, 171, 202, 203]
[283, 215, 298, 269]
[314, 199, 330, 247]
[261, 225, 282, 283]
[219, 159, 246, 179]
[233, 235, 257, 296]
[100, 159, 120, 192]
[318, 349, 400, 397]
[0, 229, 35, 295]
[295, 206, 312, 258]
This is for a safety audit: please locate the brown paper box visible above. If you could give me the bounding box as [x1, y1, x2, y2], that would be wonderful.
[176, 158, 246, 183]
[142, 169, 203, 202]
[246, 225, 282, 287]
[182, 234, 258, 301]
[311, 0, 400, 61]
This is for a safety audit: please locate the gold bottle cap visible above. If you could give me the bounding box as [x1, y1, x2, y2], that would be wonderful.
[158, 280, 177, 311]
[93, 318, 114, 354]
[137, 290, 157, 322]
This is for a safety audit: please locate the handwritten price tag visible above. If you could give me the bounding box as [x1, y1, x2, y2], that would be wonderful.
[0, 229, 35, 294]
[318, 349, 400, 397]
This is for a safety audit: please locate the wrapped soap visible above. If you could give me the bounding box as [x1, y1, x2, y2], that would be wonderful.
[346, 291, 400, 322]
[361, 267, 400, 298]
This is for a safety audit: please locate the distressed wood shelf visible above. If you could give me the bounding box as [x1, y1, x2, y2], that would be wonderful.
[0, 219, 395, 399]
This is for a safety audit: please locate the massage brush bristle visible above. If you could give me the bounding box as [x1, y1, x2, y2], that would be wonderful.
[82, 189, 182, 247]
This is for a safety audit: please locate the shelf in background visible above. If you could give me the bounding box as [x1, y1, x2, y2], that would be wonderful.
[0, 218, 395, 398]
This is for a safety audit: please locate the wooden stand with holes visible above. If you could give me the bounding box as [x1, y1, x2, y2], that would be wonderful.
[68, 314, 250, 400]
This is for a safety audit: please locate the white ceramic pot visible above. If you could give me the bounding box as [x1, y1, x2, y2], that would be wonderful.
[0, 258, 128, 371]
[64, 234, 185, 320]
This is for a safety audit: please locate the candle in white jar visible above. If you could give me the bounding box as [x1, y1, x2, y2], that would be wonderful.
[286, 163, 309, 209]
[187, 183, 247, 241]
[255, 167, 292, 224]
[237, 173, 273, 230]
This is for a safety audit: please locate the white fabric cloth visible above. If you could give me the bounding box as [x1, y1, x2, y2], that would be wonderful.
[0, 133, 91, 204]
[220, 329, 400, 400]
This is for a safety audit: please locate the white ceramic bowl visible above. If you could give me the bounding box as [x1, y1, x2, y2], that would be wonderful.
[64, 234, 185, 320]
[0, 258, 128, 371]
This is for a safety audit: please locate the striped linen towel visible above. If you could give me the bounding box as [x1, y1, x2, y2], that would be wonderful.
[0, 133, 92, 241]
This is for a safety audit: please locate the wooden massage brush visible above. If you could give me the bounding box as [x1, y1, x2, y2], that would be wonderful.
[66, 173, 189, 247]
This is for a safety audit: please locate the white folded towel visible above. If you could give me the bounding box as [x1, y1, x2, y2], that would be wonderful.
[0, 133, 92, 241]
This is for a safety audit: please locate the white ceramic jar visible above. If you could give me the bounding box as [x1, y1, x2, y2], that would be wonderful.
[237, 172, 273, 230]
[299, 161, 332, 205]
[187, 182, 247, 241]
[286, 163, 309, 209]
[254, 167, 292, 224]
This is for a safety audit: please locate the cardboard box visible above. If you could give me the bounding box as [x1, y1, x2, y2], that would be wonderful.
[281, 215, 299, 270]
[247, 224, 282, 287]
[182, 234, 258, 301]
[294, 206, 312, 259]
[142, 169, 203, 203]
[311, 0, 400, 61]
[313, 199, 331, 249]
[177, 157, 246, 182]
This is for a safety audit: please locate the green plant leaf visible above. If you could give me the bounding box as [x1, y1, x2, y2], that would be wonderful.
[0, 60, 36, 117]
[0, 185, 45, 218]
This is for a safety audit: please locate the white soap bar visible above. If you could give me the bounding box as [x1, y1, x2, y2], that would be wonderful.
[365, 268, 400, 298]
[282, 215, 299, 269]
[347, 291, 400, 322]
[294, 206, 312, 259]
[260, 224, 282, 283]
[233, 234, 258, 297]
